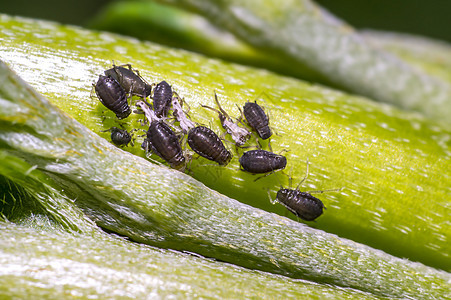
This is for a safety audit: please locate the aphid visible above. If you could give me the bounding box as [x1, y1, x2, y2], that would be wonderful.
[239, 150, 286, 175]
[136, 101, 185, 170]
[135, 100, 185, 170]
[142, 121, 186, 170]
[94, 75, 131, 119]
[102, 127, 135, 147]
[152, 80, 173, 118]
[276, 189, 325, 221]
[104, 64, 152, 98]
[243, 100, 271, 140]
[172, 94, 196, 134]
[202, 93, 251, 146]
[273, 161, 343, 221]
[187, 126, 232, 165]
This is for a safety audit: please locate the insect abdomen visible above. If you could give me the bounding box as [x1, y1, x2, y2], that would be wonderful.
[153, 81, 172, 118]
[243, 102, 271, 139]
[239, 150, 286, 173]
[146, 121, 185, 169]
[276, 189, 324, 221]
[110, 128, 132, 146]
[104, 65, 151, 98]
[94, 75, 130, 119]
[187, 126, 232, 165]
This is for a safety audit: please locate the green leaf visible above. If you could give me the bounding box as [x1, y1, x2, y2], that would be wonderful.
[0, 109, 375, 299]
[155, 0, 451, 124]
[0, 16, 450, 298]
[0, 221, 383, 299]
[361, 30, 451, 85]
[88, 0, 331, 85]
[0, 13, 449, 272]
[0, 151, 96, 233]
[89, 1, 451, 95]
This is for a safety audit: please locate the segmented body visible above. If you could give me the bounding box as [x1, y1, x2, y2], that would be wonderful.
[239, 150, 286, 174]
[94, 75, 131, 119]
[243, 101, 271, 140]
[109, 127, 132, 147]
[153, 81, 172, 118]
[276, 189, 324, 221]
[187, 126, 232, 165]
[104, 65, 151, 98]
[143, 121, 185, 170]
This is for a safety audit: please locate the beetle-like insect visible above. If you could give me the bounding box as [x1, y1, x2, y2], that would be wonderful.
[273, 161, 343, 221]
[102, 127, 135, 147]
[152, 80, 173, 118]
[169, 95, 231, 165]
[187, 126, 232, 166]
[239, 150, 286, 179]
[276, 188, 325, 221]
[104, 64, 152, 98]
[243, 100, 271, 140]
[202, 93, 251, 146]
[142, 121, 186, 170]
[94, 75, 131, 119]
[136, 101, 186, 171]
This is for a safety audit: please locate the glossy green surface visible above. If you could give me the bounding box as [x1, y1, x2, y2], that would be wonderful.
[1, 57, 450, 299]
[88, 0, 330, 85]
[0, 14, 449, 271]
[157, 0, 451, 123]
[1, 9, 451, 299]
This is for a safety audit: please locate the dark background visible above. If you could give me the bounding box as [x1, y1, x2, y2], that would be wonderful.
[1, 0, 450, 43]
[316, 0, 451, 42]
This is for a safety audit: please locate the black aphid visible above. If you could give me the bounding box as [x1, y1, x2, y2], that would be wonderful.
[136, 101, 185, 170]
[187, 126, 232, 166]
[274, 161, 342, 221]
[276, 189, 325, 221]
[239, 150, 286, 175]
[102, 127, 134, 147]
[104, 64, 152, 98]
[152, 80, 173, 118]
[142, 121, 185, 170]
[202, 93, 251, 146]
[243, 100, 271, 140]
[94, 75, 131, 119]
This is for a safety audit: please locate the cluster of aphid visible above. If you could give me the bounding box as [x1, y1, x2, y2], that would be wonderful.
[93, 63, 339, 221]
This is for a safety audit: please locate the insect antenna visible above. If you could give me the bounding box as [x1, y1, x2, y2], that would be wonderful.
[254, 90, 272, 103]
[213, 91, 230, 119]
[295, 158, 310, 190]
[201, 103, 222, 117]
[236, 103, 245, 123]
[306, 187, 344, 194]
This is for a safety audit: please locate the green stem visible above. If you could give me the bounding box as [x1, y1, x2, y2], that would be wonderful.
[0, 14, 450, 272]
[0, 222, 382, 299]
[158, 0, 451, 123]
[0, 59, 449, 298]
